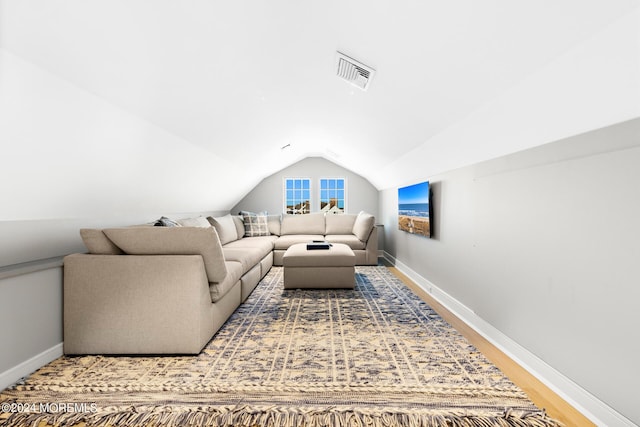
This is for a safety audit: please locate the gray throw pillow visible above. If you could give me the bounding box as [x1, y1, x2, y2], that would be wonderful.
[153, 216, 181, 227]
[240, 211, 270, 237]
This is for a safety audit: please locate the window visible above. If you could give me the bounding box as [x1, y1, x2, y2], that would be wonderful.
[284, 178, 311, 214]
[320, 178, 346, 214]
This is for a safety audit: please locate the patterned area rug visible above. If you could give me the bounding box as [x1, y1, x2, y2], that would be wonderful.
[0, 266, 561, 427]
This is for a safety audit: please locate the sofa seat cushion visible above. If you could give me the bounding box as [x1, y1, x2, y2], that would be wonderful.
[325, 234, 367, 250]
[223, 247, 266, 274]
[274, 235, 325, 250]
[209, 261, 242, 303]
[223, 236, 277, 253]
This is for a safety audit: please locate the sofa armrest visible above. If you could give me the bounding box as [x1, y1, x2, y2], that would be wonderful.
[63, 253, 214, 355]
[364, 226, 378, 265]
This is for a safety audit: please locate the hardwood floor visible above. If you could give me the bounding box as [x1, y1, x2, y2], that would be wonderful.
[386, 266, 594, 427]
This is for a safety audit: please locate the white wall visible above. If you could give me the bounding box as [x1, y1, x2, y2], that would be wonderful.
[0, 265, 63, 389]
[232, 156, 379, 218]
[379, 118, 640, 426]
[0, 48, 248, 266]
[376, 13, 640, 423]
[375, 8, 640, 190]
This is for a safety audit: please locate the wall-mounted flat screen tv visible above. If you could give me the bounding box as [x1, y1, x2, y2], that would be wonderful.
[398, 181, 431, 238]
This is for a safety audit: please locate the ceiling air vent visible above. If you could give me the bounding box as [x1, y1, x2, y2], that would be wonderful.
[335, 52, 375, 91]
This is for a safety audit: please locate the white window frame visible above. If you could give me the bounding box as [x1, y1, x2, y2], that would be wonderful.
[283, 177, 312, 214]
[319, 177, 347, 214]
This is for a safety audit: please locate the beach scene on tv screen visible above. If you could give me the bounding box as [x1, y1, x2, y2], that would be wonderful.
[398, 181, 430, 237]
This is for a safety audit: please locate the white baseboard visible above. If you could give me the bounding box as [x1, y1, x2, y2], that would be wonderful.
[383, 251, 635, 427]
[0, 343, 63, 391]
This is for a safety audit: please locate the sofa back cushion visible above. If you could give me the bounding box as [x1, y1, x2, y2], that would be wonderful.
[280, 213, 325, 235]
[325, 214, 357, 235]
[103, 227, 228, 283]
[80, 229, 124, 255]
[232, 216, 246, 239]
[267, 214, 281, 236]
[177, 216, 211, 228]
[207, 214, 238, 245]
[352, 211, 375, 242]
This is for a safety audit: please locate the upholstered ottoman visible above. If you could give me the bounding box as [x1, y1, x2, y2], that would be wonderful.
[282, 243, 356, 289]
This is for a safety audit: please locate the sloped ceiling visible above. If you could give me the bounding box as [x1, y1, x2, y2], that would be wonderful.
[1, 0, 639, 198]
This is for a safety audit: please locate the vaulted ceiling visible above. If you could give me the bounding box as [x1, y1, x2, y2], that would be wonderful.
[1, 1, 639, 212]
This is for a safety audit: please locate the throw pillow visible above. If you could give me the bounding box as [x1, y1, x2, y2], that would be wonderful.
[240, 211, 270, 237]
[352, 211, 375, 242]
[207, 214, 239, 245]
[153, 216, 182, 227]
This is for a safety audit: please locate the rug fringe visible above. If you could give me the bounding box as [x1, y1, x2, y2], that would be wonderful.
[0, 405, 563, 427]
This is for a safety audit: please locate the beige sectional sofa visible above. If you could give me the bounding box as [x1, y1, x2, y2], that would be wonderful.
[63, 212, 377, 355]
